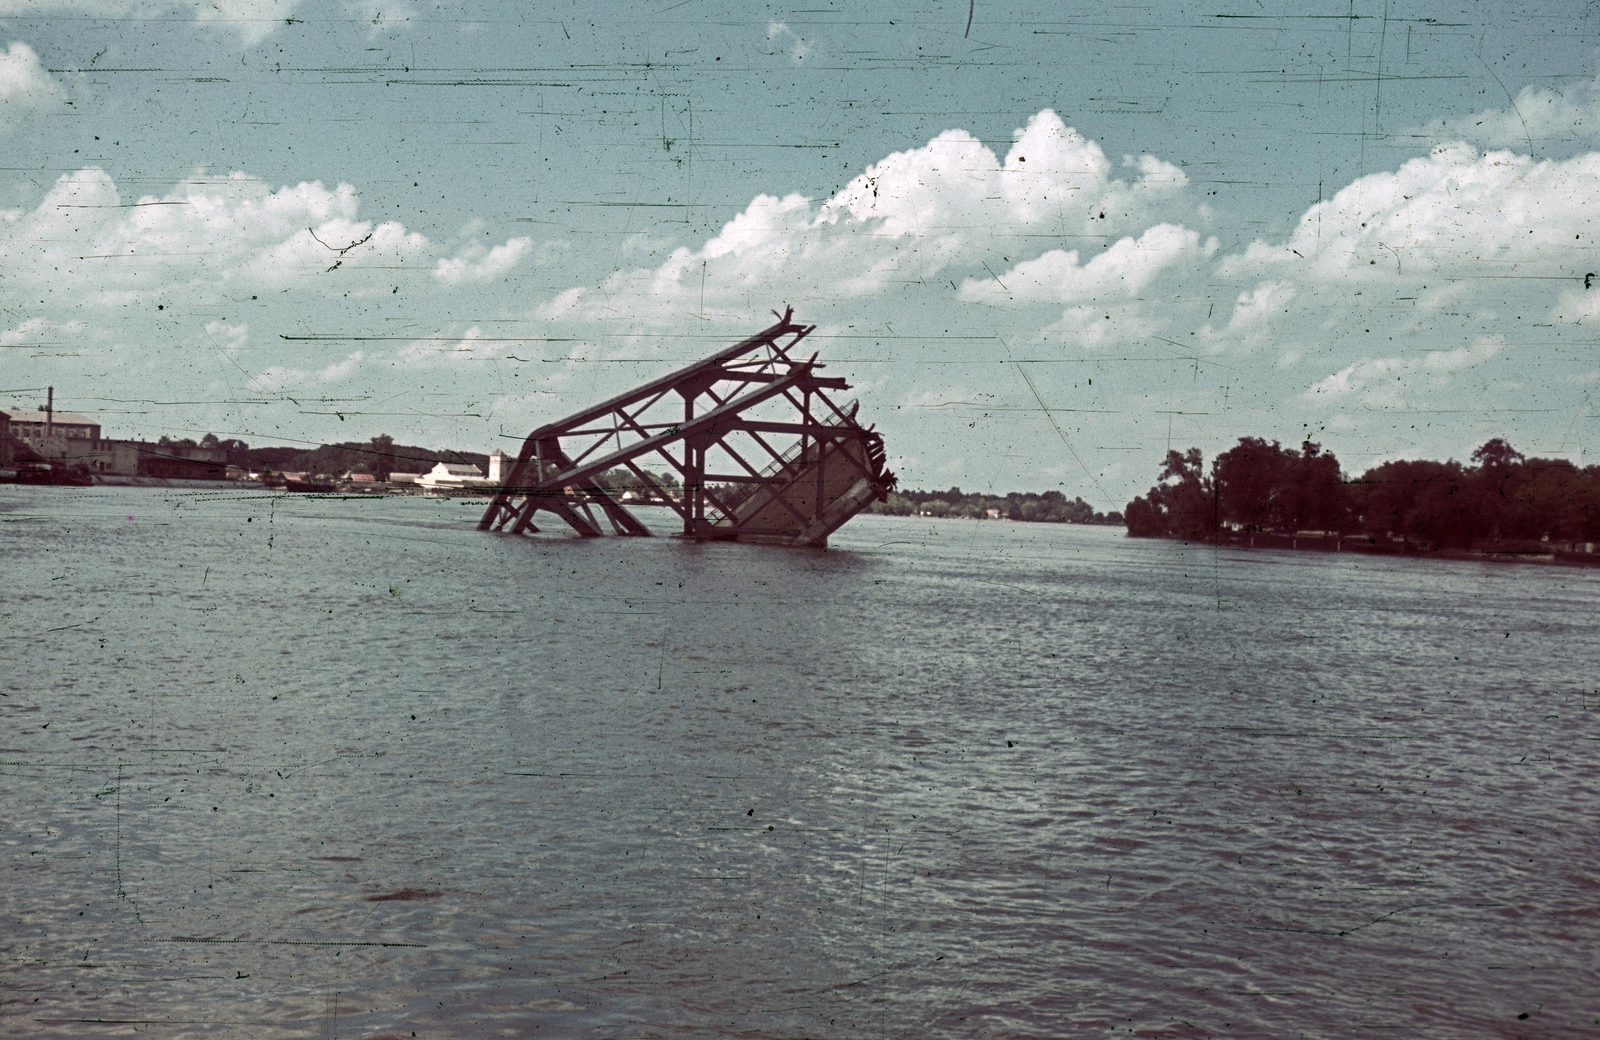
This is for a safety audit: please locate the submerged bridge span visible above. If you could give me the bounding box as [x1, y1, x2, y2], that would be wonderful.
[479, 309, 895, 547]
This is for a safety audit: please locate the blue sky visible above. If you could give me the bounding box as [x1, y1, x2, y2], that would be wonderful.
[4, 1, 1600, 506]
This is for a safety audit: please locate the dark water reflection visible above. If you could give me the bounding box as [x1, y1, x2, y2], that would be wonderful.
[3, 485, 1597, 1038]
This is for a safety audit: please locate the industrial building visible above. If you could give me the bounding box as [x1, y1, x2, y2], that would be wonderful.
[1, 391, 226, 480]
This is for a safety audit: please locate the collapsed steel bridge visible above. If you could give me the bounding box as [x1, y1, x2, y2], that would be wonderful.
[478, 309, 895, 547]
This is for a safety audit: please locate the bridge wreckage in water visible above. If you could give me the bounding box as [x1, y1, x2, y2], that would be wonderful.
[479, 310, 895, 547]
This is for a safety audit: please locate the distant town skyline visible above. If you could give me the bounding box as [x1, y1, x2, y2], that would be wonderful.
[4, 1, 1600, 507]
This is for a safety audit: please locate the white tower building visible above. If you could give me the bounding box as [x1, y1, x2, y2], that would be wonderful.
[488, 449, 510, 484]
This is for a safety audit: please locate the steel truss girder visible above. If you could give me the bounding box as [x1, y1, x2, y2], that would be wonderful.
[478, 308, 896, 547]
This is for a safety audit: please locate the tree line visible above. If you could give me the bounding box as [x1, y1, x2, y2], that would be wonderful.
[170, 433, 687, 492]
[1125, 437, 1600, 547]
[871, 487, 1123, 525]
[163, 434, 490, 479]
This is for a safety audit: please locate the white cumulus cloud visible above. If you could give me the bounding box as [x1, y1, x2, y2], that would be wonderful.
[0, 168, 431, 298]
[1038, 301, 1169, 350]
[203, 320, 248, 353]
[1226, 280, 1297, 331]
[1303, 337, 1503, 408]
[0, 41, 61, 125]
[317, 350, 363, 381]
[433, 236, 533, 284]
[1415, 73, 1600, 149]
[535, 109, 1204, 325]
[1225, 144, 1600, 283]
[958, 224, 1213, 304]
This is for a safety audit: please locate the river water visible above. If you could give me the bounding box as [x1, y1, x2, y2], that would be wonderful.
[2, 484, 1597, 1039]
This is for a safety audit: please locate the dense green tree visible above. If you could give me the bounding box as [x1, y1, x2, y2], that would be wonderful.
[368, 434, 396, 480]
[1350, 459, 1467, 545]
[1130, 436, 1600, 548]
[1126, 448, 1213, 540]
[1213, 437, 1296, 531]
[1213, 438, 1346, 532]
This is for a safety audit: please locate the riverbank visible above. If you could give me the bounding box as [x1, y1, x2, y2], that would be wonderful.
[91, 474, 264, 490]
[1147, 528, 1600, 567]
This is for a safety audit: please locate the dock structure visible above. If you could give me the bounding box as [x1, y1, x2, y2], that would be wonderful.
[478, 309, 895, 547]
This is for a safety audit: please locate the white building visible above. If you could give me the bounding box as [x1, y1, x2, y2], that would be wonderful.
[416, 461, 491, 492]
[488, 449, 512, 483]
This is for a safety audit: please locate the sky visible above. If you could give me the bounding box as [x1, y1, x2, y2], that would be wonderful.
[4, 1, 1600, 508]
